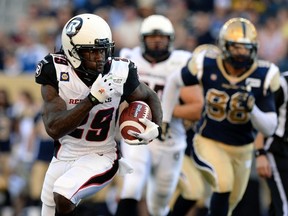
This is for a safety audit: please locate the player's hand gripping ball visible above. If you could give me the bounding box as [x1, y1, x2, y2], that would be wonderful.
[119, 101, 152, 143]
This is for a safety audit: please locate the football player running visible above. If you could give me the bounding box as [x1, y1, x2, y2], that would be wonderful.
[35, 13, 162, 216]
[115, 15, 203, 216]
[161, 17, 280, 216]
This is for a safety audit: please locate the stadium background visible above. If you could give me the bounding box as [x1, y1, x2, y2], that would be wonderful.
[0, 0, 286, 215]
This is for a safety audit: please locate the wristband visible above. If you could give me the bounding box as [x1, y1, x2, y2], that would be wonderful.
[254, 148, 266, 158]
[88, 93, 100, 106]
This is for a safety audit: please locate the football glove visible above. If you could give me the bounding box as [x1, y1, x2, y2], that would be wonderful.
[157, 122, 172, 141]
[125, 118, 160, 145]
[88, 73, 115, 105]
[238, 85, 255, 112]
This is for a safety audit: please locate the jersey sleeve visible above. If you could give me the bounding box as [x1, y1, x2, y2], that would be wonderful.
[255, 62, 280, 112]
[162, 68, 187, 122]
[181, 66, 200, 86]
[122, 61, 140, 98]
[35, 54, 58, 91]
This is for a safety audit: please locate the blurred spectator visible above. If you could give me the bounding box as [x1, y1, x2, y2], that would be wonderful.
[108, 0, 138, 30]
[0, 33, 20, 77]
[258, 15, 287, 64]
[73, 0, 112, 14]
[231, 0, 267, 14]
[165, 0, 190, 49]
[210, 2, 231, 40]
[0, 89, 15, 209]
[54, 6, 74, 52]
[112, 6, 143, 53]
[137, 0, 156, 18]
[3, 50, 21, 76]
[189, 12, 216, 45]
[12, 90, 39, 163]
[0, 32, 6, 71]
[46, 0, 71, 13]
[185, 30, 198, 52]
[15, 30, 49, 73]
[185, 0, 214, 12]
[24, 109, 54, 215]
[9, 89, 39, 215]
[277, 7, 288, 40]
[18, 2, 58, 44]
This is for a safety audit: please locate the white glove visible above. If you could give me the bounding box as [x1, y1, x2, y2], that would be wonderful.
[89, 73, 115, 104]
[125, 118, 160, 145]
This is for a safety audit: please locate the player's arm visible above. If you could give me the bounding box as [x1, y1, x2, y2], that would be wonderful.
[250, 65, 280, 137]
[123, 60, 162, 127]
[36, 55, 108, 140]
[41, 84, 94, 140]
[123, 61, 162, 144]
[162, 45, 207, 123]
[162, 65, 198, 123]
[250, 99, 277, 137]
[173, 85, 203, 121]
[254, 132, 271, 178]
[126, 82, 162, 127]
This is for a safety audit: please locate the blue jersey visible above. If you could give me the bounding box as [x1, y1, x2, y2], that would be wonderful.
[181, 54, 279, 146]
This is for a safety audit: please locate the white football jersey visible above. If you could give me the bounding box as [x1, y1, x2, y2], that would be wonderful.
[36, 53, 138, 160]
[120, 47, 192, 151]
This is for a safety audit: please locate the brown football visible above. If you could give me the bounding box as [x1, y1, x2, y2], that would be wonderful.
[119, 101, 152, 141]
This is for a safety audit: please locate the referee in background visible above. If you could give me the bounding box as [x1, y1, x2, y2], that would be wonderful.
[255, 71, 288, 216]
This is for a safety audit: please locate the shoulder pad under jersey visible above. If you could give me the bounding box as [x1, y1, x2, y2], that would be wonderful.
[35, 54, 53, 78]
[187, 44, 221, 76]
[258, 61, 281, 94]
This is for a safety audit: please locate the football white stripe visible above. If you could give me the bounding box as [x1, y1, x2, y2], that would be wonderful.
[119, 120, 145, 133]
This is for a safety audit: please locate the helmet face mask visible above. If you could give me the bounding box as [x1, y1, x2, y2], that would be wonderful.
[62, 14, 115, 79]
[219, 17, 258, 70]
[140, 15, 175, 60]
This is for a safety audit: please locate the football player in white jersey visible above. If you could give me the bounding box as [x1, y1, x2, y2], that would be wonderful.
[161, 18, 280, 216]
[115, 15, 203, 216]
[35, 13, 162, 216]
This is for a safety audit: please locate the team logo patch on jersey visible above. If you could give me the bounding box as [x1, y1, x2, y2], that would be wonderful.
[35, 62, 43, 77]
[246, 78, 261, 88]
[60, 72, 69, 81]
[210, 73, 217, 81]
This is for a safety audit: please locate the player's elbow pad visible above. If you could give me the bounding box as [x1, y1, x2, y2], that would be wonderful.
[250, 105, 277, 137]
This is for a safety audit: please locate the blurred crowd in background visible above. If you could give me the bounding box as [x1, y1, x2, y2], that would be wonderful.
[0, 0, 288, 215]
[2, 0, 288, 75]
